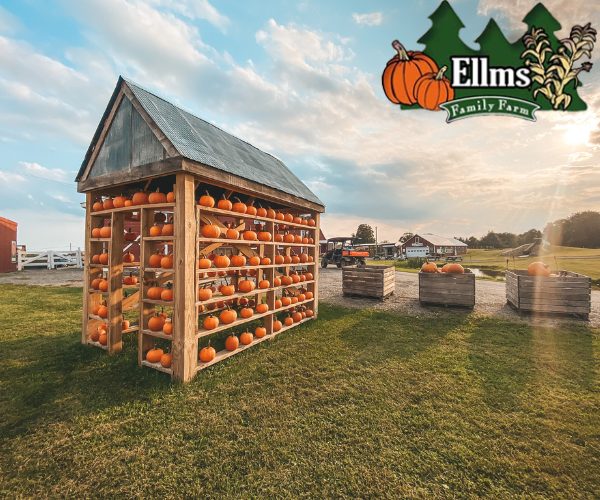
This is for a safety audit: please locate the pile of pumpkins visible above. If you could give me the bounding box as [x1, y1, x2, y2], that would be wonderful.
[145, 347, 171, 368]
[198, 252, 313, 272]
[528, 262, 552, 277]
[148, 310, 173, 335]
[200, 220, 314, 244]
[421, 262, 465, 274]
[89, 319, 132, 345]
[93, 189, 175, 211]
[199, 193, 316, 227]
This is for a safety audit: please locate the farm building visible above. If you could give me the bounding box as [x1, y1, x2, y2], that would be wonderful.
[401, 233, 467, 258]
[76, 76, 324, 382]
[0, 217, 18, 273]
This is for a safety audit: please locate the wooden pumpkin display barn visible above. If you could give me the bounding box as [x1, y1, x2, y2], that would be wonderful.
[76, 77, 324, 381]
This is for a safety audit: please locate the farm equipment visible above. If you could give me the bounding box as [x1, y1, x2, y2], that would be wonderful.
[321, 237, 369, 268]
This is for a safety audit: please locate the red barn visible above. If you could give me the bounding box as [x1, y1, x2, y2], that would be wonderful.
[401, 233, 467, 258]
[0, 217, 18, 273]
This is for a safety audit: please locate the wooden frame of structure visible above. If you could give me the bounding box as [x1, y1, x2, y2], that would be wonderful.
[77, 77, 325, 381]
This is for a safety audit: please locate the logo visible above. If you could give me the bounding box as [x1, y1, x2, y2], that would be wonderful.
[382, 1, 595, 123]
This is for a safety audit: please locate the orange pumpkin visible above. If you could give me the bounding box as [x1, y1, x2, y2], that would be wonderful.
[230, 255, 246, 267]
[261, 257, 271, 265]
[232, 198, 247, 214]
[198, 288, 213, 301]
[162, 222, 174, 236]
[92, 227, 102, 238]
[240, 331, 253, 345]
[382, 40, 438, 106]
[204, 315, 219, 330]
[274, 255, 284, 265]
[98, 333, 108, 345]
[218, 195, 233, 211]
[147, 286, 166, 300]
[256, 303, 268, 314]
[91, 278, 102, 290]
[132, 192, 149, 205]
[238, 279, 256, 293]
[103, 198, 114, 210]
[161, 255, 174, 269]
[421, 262, 438, 273]
[167, 188, 175, 203]
[93, 200, 104, 212]
[255, 326, 267, 338]
[258, 231, 272, 242]
[243, 230, 257, 241]
[199, 191, 215, 208]
[148, 314, 165, 331]
[146, 347, 163, 363]
[160, 352, 172, 368]
[446, 263, 465, 274]
[123, 252, 135, 263]
[214, 255, 230, 268]
[274, 234, 283, 243]
[99, 252, 109, 265]
[99, 226, 111, 238]
[199, 341, 216, 362]
[413, 65, 454, 111]
[225, 334, 239, 351]
[241, 307, 254, 319]
[249, 256, 260, 266]
[149, 188, 167, 204]
[163, 322, 173, 335]
[226, 227, 239, 240]
[150, 224, 162, 237]
[284, 316, 293, 326]
[221, 284, 235, 296]
[199, 256, 212, 269]
[528, 262, 551, 277]
[149, 254, 163, 268]
[202, 222, 221, 239]
[161, 287, 173, 301]
[220, 308, 237, 324]
[259, 280, 270, 289]
[273, 320, 282, 332]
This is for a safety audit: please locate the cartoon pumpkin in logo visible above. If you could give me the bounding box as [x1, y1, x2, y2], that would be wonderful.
[382, 40, 454, 110]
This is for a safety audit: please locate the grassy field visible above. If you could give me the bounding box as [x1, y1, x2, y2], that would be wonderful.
[1, 285, 599, 499]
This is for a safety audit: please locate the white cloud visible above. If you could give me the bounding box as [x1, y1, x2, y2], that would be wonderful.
[18, 162, 69, 182]
[147, 0, 230, 32]
[0, 6, 23, 34]
[0, 171, 25, 182]
[352, 12, 383, 26]
[53, 194, 72, 203]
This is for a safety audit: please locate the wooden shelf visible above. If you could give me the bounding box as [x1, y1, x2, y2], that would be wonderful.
[89, 284, 139, 294]
[89, 238, 111, 242]
[197, 205, 317, 231]
[91, 202, 175, 216]
[142, 298, 174, 306]
[198, 237, 316, 247]
[89, 263, 140, 269]
[144, 236, 175, 241]
[197, 262, 315, 274]
[123, 325, 140, 333]
[140, 328, 173, 340]
[196, 315, 315, 371]
[196, 298, 314, 338]
[141, 359, 172, 375]
[195, 280, 315, 307]
[88, 314, 107, 321]
[143, 267, 174, 273]
[87, 339, 108, 350]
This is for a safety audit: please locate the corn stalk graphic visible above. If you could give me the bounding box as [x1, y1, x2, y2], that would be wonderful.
[521, 23, 596, 110]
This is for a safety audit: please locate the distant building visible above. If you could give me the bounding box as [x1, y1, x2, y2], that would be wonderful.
[0, 217, 18, 273]
[401, 233, 467, 258]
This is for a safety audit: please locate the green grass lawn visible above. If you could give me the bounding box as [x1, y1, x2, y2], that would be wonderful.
[1, 285, 599, 499]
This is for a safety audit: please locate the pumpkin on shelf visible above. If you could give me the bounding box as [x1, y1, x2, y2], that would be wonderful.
[199, 190, 215, 208]
[99, 280, 109, 292]
[246, 202, 257, 216]
[275, 299, 282, 308]
[283, 255, 292, 264]
[225, 334, 239, 351]
[148, 313, 166, 331]
[243, 229, 257, 241]
[204, 315, 219, 330]
[163, 320, 173, 335]
[147, 285, 166, 300]
[305, 273, 314, 281]
[302, 237, 309, 244]
[274, 277, 282, 287]
[103, 198, 114, 210]
[226, 225, 240, 240]
[199, 255, 212, 269]
[217, 195, 233, 211]
[273, 319, 283, 332]
[113, 195, 127, 208]
[132, 192, 150, 205]
[283, 214, 293, 223]
[284, 316, 294, 326]
[258, 229, 272, 242]
[259, 280, 270, 289]
[255, 326, 266, 338]
[98, 305, 108, 319]
[122, 320, 130, 330]
[92, 225, 102, 238]
[307, 237, 314, 244]
[305, 291, 314, 299]
[93, 200, 104, 212]
[299, 253, 309, 263]
[98, 332, 108, 345]
[220, 307, 237, 325]
[274, 255, 284, 265]
[230, 254, 246, 267]
[124, 228, 138, 241]
[91, 278, 102, 290]
[214, 254, 230, 269]
[90, 327, 101, 342]
[198, 288, 213, 301]
[150, 224, 162, 237]
[201, 220, 221, 239]
[281, 296, 292, 307]
[293, 216, 302, 224]
[160, 350, 172, 368]
[249, 256, 260, 266]
[124, 200, 133, 207]
[123, 252, 135, 264]
[98, 252, 109, 265]
[240, 331, 253, 345]
[149, 254, 163, 268]
[256, 303, 268, 314]
[146, 347, 163, 363]
[167, 187, 175, 203]
[261, 257, 271, 265]
[263, 207, 274, 219]
[200, 341, 216, 362]
[382, 40, 438, 106]
[238, 279, 256, 293]
[221, 283, 236, 296]
[413, 65, 454, 111]
[162, 218, 174, 236]
[275, 212, 285, 221]
[123, 273, 138, 285]
[232, 197, 247, 214]
[528, 262, 551, 277]
[281, 276, 293, 286]
[283, 233, 294, 243]
[297, 293, 306, 302]
[240, 307, 254, 319]
[256, 204, 267, 217]
[161, 254, 174, 269]
[149, 188, 167, 204]
[292, 311, 302, 323]
[291, 254, 300, 264]
[161, 284, 173, 302]
[99, 226, 111, 238]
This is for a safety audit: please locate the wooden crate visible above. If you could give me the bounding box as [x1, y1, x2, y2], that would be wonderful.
[506, 270, 590, 319]
[419, 270, 475, 308]
[342, 266, 395, 299]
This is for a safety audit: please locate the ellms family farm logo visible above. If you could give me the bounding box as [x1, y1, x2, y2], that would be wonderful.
[382, 1, 596, 122]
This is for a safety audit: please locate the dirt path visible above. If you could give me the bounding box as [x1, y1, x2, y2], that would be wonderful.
[318, 268, 600, 328]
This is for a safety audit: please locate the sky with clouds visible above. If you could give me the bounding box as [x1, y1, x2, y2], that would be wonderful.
[0, 0, 599, 249]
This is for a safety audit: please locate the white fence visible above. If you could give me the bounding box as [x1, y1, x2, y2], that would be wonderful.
[18, 249, 83, 270]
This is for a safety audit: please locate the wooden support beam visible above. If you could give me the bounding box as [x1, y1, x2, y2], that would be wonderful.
[172, 173, 197, 382]
[139, 208, 155, 367]
[108, 211, 125, 354]
[264, 220, 276, 334]
[311, 212, 320, 318]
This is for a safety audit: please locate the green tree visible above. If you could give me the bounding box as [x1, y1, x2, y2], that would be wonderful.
[353, 224, 375, 244]
[398, 232, 414, 243]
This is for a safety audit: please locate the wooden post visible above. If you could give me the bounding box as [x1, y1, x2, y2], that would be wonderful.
[82, 192, 94, 345]
[172, 173, 197, 382]
[310, 212, 320, 318]
[264, 220, 275, 334]
[108, 211, 125, 354]
[138, 207, 155, 367]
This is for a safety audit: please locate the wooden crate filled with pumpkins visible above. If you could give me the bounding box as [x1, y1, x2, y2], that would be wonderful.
[506, 263, 591, 319]
[418, 262, 475, 309]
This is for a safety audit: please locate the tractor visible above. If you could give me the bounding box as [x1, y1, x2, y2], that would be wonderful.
[321, 237, 369, 268]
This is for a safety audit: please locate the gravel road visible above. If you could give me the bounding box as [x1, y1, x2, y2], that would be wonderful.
[318, 267, 600, 328]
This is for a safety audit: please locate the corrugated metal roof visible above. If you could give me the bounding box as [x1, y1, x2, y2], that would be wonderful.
[122, 78, 323, 207]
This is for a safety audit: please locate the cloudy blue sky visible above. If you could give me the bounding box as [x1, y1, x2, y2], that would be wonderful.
[0, 0, 599, 249]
